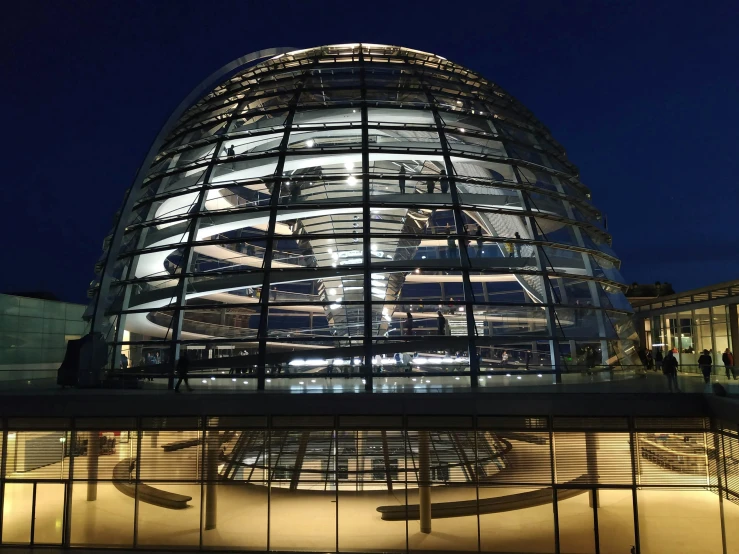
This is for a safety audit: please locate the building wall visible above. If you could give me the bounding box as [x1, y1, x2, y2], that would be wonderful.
[0, 414, 737, 553]
[0, 294, 87, 380]
[633, 280, 739, 373]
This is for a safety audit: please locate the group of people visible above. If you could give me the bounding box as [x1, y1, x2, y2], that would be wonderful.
[653, 347, 735, 391]
[403, 311, 452, 336]
[397, 166, 450, 195]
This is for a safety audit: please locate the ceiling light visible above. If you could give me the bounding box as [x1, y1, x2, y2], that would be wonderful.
[305, 139, 314, 147]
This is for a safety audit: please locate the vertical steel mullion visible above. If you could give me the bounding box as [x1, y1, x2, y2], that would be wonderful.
[133, 420, 142, 548]
[713, 428, 728, 554]
[404, 425, 409, 554]
[549, 419, 560, 554]
[629, 417, 641, 554]
[63, 424, 75, 547]
[0, 421, 7, 545]
[359, 47, 373, 392]
[421, 80, 478, 386]
[256, 77, 308, 390]
[334, 420, 339, 553]
[592, 486, 600, 554]
[30, 481, 37, 545]
[199, 419, 206, 549]
[266, 419, 272, 551]
[474, 419, 481, 552]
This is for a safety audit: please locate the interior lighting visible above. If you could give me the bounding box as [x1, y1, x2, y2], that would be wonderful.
[266, 379, 271, 383]
[211, 376, 216, 380]
[347, 175, 357, 185]
[202, 380, 208, 383]
[506, 373, 511, 377]
[516, 376, 522, 380]
[455, 376, 460, 380]
[537, 374, 542, 378]
[415, 268, 420, 273]
[460, 128, 465, 133]
[425, 380, 431, 383]
[412, 378, 417, 381]
[299, 381, 304, 385]
[244, 381, 249, 384]
[305, 139, 315, 147]
[232, 378, 236, 382]
[422, 255, 426, 259]
[311, 379, 316, 383]
[487, 375, 491, 379]
[329, 288, 337, 295]
[60, 437, 66, 443]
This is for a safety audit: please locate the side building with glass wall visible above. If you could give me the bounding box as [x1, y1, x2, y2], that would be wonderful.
[632, 279, 739, 372]
[0, 293, 87, 381]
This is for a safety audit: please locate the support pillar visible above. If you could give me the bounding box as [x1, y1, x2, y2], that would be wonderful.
[586, 432, 600, 508]
[418, 431, 432, 533]
[86, 432, 100, 501]
[204, 431, 219, 530]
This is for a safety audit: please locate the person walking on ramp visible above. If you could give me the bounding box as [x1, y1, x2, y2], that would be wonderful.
[175, 352, 193, 392]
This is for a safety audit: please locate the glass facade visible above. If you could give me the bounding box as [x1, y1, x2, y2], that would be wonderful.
[1, 415, 738, 553]
[88, 43, 638, 389]
[633, 280, 739, 375]
[0, 294, 87, 381]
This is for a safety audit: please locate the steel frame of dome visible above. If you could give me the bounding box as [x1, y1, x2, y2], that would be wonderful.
[87, 43, 639, 390]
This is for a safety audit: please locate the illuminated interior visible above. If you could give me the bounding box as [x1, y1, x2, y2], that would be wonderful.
[88, 44, 638, 387]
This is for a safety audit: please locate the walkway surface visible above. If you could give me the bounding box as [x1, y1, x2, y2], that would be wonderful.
[0, 371, 731, 395]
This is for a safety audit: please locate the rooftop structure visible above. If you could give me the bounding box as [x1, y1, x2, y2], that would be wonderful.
[86, 44, 637, 390]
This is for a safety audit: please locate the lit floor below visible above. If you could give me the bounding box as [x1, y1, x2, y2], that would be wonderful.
[2, 480, 736, 553]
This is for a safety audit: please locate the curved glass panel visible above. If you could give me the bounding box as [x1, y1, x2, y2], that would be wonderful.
[89, 43, 637, 385]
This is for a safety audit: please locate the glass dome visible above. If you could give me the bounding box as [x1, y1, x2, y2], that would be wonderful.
[87, 43, 638, 390]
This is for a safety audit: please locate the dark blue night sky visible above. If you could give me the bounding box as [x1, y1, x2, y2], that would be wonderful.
[2, 1, 737, 304]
